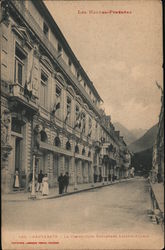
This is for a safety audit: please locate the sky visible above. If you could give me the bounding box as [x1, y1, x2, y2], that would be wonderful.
[44, 0, 163, 131]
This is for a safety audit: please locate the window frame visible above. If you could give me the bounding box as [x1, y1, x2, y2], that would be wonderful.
[55, 83, 62, 118]
[40, 69, 49, 109]
[66, 95, 72, 124]
[14, 44, 27, 86]
[43, 21, 49, 38]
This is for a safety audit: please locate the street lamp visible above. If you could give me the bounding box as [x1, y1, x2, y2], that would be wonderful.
[30, 154, 36, 199]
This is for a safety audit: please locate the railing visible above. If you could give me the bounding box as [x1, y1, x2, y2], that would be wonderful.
[9, 83, 38, 109]
[12, 1, 102, 117]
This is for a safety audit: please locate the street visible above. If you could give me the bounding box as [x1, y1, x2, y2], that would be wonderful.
[2, 178, 164, 249]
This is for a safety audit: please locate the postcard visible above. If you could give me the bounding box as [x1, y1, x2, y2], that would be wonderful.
[1, 0, 164, 249]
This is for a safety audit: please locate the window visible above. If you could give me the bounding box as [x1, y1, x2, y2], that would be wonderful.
[56, 85, 61, 98]
[55, 85, 61, 116]
[14, 45, 27, 85]
[68, 58, 72, 67]
[66, 141, 71, 151]
[40, 130, 48, 142]
[77, 71, 80, 79]
[67, 97, 71, 113]
[88, 151, 91, 157]
[65, 96, 71, 123]
[40, 71, 48, 108]
[75, 105, 79, 119]
[54, 137, 61, 147]
[11, 118, 22, 134]
[84, 82, 86, 88]
[43, 22, 49, 37]
[75, 145, 79, 154]
[81, 112, 86, 134]
[88, 117, 92, 137]
[82, 148, 85, 155]
[58, 43, 62, 53]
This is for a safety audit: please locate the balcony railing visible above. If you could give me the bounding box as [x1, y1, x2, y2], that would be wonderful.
[9, 83, 38, 110]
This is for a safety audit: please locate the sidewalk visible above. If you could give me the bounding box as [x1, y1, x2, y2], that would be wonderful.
[2, 178, 133, 202]
[150, 182, 164, 216]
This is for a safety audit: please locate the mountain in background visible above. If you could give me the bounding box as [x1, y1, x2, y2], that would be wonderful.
[130, 128, 147, 140]
[113, 122, 137, 145]
[128, 124, 158, 153]
[132, 147, 153, 176]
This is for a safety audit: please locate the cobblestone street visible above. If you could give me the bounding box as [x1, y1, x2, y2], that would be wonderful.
[2, 178, 163, 249]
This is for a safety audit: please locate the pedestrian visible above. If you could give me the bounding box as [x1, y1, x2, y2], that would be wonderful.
[28, 172, 33, 192]
[63, 172, 69, 193]
[14, 170, 20, 189]
[42, 173, 49, 196]
[58, 173, 64, 194]
[99, 174, 102, 182]
[94, 173, 97, 183]
[36, 170, 44, 192]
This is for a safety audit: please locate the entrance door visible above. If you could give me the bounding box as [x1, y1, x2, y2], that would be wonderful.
[82, 161, 85, 183]
[14, 137, 23, 188]
[65, 156, 70, 174]
[39, 151, 48, 174]
[15, 137, 21, 172]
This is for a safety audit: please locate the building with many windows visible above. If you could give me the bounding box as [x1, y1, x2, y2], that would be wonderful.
[1, 0, 131, 193]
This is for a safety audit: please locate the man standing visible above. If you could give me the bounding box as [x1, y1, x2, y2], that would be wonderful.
[36, 170, 44, 192]
[58, 173, 64, 194]
[63, 172, 69, 193]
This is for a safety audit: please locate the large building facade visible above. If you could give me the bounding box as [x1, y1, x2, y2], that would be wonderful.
[1, 0, 131, 193]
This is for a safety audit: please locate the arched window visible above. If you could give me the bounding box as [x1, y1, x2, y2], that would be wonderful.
[82, 148, 85, 155]
[54, 137, 61, 147]
[40, 130, 48, 142]
[75, 145, 79, 154]
[66, 141, 71, 151]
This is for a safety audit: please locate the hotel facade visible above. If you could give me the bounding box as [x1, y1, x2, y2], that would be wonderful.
[1, 0, 131, 193]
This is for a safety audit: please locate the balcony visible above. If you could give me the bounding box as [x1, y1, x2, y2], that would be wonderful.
[40, 141, 74, 157]
[9, 83, 38, 115]
[12, 1, 102, 117]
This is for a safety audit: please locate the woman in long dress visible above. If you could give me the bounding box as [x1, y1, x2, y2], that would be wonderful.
[14, 170, 20, 189]
[42, 174, 49, 196]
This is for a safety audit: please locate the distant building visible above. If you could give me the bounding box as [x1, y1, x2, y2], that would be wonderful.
[1, 0, 131, 193]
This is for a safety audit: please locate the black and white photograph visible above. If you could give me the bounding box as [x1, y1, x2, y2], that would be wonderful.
[1, 0, 164, 249]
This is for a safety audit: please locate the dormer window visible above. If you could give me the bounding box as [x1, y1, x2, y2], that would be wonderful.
[43, 22, 49, 37]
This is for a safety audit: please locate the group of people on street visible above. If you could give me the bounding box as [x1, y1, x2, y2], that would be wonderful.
[93, 173, 117, 183]
[58, 172, 69, 194]
[28, 171, 69, 196]
[28, 170, 49, 196]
